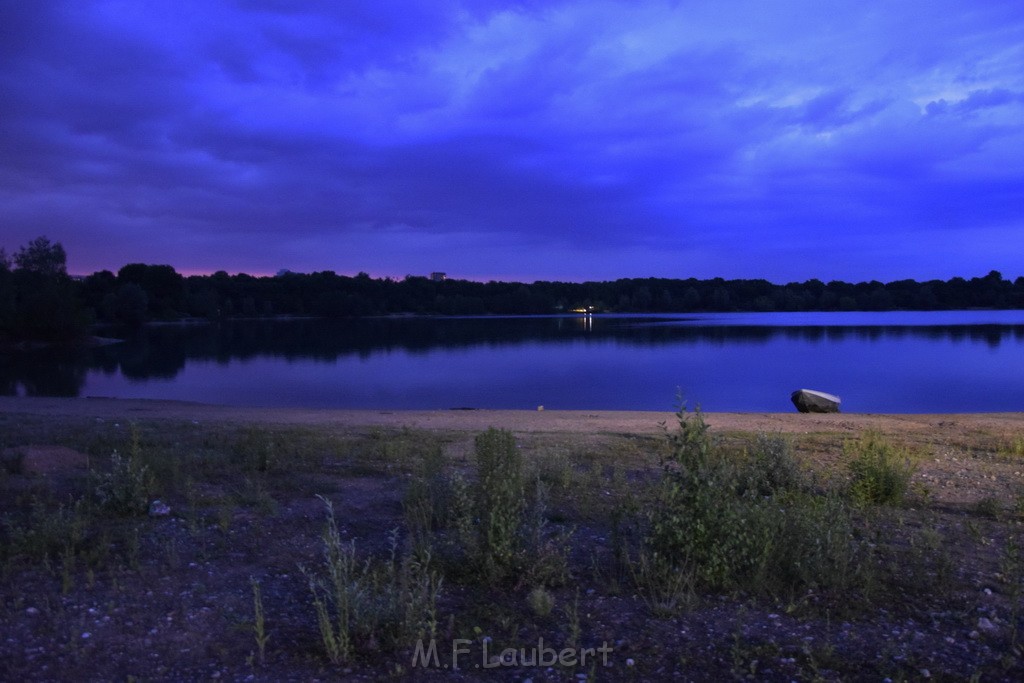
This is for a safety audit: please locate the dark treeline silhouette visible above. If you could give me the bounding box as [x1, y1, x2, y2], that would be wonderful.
[3, 235, 1024, 344]
[80, 265, 1024, 324]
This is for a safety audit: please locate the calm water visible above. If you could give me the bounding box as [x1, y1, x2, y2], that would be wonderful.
[4, 311, 1024, 412]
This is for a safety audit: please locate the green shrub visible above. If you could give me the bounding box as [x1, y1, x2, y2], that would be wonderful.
[95, 450, 151, 515]
[403, 446, 450, 545]
[1, 496, 87, 566]
[644, 405, 863, 598]
[846, 431, 916, 506]
[474, 428, 525, 579]
[741, 434, 805, 496]
[94, 425, 153, 515]
[403, 429, 571, 587]
[303, 497, 442, 664]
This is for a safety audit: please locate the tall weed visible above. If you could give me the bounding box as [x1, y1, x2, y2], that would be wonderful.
[302, 497, 442, 663]
[474, 428, 524, 578]
[94, 428, 152, 516]
[846, 431, 916, 506]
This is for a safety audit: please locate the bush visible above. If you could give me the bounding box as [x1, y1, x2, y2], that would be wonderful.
[95, 450, 151, 515]
[474, 428, 525, 579]
[644, 405, 863, 598]
[94, 427, 152, 516]
[403, 429, 571, 587]
[740, 434, 804, 497]
[303, 498, 442, 663]
[403, 446, 450, 544]
[846, 431, 916, 506]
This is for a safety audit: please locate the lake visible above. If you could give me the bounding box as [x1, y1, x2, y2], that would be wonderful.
[3, 311, 1024, 412]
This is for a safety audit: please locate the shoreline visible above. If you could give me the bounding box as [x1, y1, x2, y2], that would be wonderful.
[3, 395, 1023, 438]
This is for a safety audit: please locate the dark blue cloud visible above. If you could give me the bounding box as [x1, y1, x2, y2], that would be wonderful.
[1, 0, 1023, 282]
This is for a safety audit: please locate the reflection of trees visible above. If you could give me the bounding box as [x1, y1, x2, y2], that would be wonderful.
[0, 348, 89, 397]
[4, 318, 1024, 392]
[91, 318, 1024, 382]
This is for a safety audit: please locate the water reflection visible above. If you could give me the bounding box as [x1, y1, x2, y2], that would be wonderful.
[2, 314, 1024, 409]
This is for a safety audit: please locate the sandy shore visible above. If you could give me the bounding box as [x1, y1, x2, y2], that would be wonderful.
[3, 396, 1023, 441]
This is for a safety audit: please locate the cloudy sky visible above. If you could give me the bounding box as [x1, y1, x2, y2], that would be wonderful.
[2, 1, 1023, 283]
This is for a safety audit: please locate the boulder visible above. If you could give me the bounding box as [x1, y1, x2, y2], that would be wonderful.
[791, 389, 841, 413]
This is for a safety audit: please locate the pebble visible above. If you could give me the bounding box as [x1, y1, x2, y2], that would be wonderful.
[25, 607, 39, 616]
[149, 500, 171, 517]
[977, 617, 998, 634]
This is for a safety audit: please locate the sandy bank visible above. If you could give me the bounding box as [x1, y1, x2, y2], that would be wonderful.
[2, 396, 1022, 441]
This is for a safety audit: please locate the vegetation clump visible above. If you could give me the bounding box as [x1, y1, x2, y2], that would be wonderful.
[643, 405, 863, 600]
[94, 427, 152, 516]
[846, 430, 917, 506]
[302, 498, 441, 664]
[404, 427, 572, 587]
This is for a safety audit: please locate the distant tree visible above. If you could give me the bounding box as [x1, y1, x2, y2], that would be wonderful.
[0, 248, 13, 334]
[103, 283, 149, 327]
[14, 236, 67, 277]
[4, 236, 86, 342]
[117, 264, 186, 318]
[80, 270, 118, 319]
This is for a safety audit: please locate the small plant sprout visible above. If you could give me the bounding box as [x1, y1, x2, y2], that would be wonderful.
[251, 576, 269, 666]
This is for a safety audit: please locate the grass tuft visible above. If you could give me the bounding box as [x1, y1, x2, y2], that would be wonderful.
[846, 431, 916, 506]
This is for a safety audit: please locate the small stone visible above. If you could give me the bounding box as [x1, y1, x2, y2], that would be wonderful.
[25, 607, 39, 616]
[977, 617, 998, 634]
[81, 632, 91, 639]
[148, 500, 171, 517]
[920, 669, 930, 678]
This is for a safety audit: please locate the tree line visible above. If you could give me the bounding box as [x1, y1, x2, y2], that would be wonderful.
[3, 236, 1024, 344]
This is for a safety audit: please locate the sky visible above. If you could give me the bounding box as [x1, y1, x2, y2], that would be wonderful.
[2, 0, 1023, 284]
